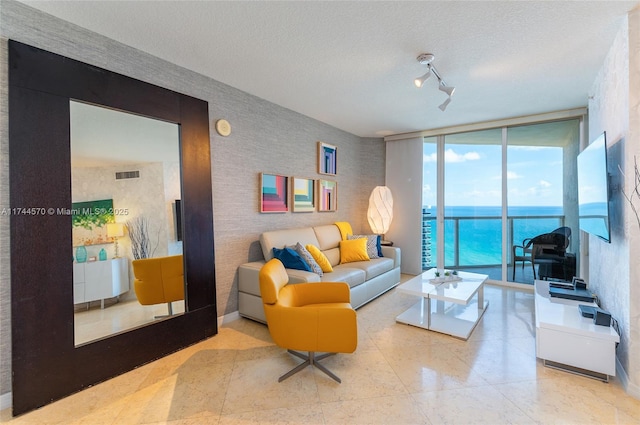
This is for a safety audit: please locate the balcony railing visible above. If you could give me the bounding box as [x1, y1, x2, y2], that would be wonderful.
[422, 213, 565, 270]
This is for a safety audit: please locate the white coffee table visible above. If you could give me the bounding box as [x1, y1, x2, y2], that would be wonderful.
[395, 268, 489, 340]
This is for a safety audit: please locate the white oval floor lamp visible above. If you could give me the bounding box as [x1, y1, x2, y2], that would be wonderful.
[367, 186, 393, 245]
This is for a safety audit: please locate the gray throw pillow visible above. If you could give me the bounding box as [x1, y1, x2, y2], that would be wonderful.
[294, 242, 323, 276]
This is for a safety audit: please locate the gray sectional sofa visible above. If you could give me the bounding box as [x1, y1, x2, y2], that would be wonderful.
[238, 223, 401, 323]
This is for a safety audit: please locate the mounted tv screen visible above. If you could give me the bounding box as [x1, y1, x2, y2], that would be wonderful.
[577, 131, 611, 242]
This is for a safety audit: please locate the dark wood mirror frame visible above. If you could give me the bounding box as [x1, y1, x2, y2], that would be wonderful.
[8, 40, 217, 416]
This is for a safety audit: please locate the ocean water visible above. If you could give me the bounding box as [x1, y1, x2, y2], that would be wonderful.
[422, 205, 564, 267]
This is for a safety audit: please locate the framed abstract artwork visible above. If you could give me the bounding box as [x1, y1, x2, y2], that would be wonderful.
[260, 173, 289, 213]
[318, 179, 337, 212]
[292, 177, 316, 213]
[318, 141, 337, 175]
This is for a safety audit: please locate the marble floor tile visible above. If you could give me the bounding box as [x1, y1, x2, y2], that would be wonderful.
[2, 283, 639, 425]
[494, 377, 640, 424]
[380, 342, 490, 393]
[219, 404, 324, 425]
[411, 385, 536, 424]
[446, 337, 560, 384]
[321, 395, 430, 425]
[314, 349, 407, 403]
[220, 355, 320, 415]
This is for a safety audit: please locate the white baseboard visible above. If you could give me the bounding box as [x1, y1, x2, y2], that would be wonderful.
[0, 391, 11, 411]
[217, 310, 240, 327]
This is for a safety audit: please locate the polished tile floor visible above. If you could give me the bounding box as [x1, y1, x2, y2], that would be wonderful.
[75, 299, 186, 345]
[2, 276, 639, 424]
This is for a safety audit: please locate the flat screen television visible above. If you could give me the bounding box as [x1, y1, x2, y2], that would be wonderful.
[175, 199, 182, 241]
[577, 131, 611, 242]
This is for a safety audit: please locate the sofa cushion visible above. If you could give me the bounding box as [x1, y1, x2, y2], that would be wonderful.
[295, 243, 323, 276]
[313, 224, 342, 251]
[340, 238, 370, 264]
[272, 247, 312, 272]
[346, 257, 394, 280]
[321, 266, 366, 288]
[260, 227, 319, 261]
[348, 234, 381, 259]
[305, 244, 333, 273]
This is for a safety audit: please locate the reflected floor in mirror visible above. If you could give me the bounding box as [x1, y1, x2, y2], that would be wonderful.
[74, 300, 185, 346]
[3, 275, 639, 424]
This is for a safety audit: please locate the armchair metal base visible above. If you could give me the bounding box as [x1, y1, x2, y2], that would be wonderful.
[279, 350, 341, 383]
[154, 302, 174, 319]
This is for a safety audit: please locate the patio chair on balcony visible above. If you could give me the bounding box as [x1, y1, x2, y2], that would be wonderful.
[531, 226, 573, 281]
[512, 237, 534, 280]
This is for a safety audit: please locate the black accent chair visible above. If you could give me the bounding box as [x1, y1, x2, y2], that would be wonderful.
[531, 226, 574, 281]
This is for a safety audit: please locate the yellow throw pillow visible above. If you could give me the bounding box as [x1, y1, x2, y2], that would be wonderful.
[305, 244, 334, 272]
[339, 238, 370, 264]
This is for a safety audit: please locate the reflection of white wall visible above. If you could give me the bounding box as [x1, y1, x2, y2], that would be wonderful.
[72, 162, 175, 299]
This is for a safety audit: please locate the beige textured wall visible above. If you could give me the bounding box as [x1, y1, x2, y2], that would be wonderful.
[588, 6, 640, 396]
[0, 1, 385, 398]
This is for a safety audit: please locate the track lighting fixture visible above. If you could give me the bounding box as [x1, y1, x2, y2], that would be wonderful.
[414, 69, 431, 88]
[414, 53, 455, 111]
[438, 97, 452, 112]
[438, 83, 455, 97]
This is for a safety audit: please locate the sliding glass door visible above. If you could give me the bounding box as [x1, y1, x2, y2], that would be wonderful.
[421, 119, 580, 284]
[443, 129, 503, 280]
[506, 120, 580, 284]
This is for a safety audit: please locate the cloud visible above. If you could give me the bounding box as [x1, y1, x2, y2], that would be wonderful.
[423, 149, 481, 164]
[539, 180, 552, 188]
[507, 171, 522, 179]
[445, 149, 480, 163]
[423, 153, 437, 163]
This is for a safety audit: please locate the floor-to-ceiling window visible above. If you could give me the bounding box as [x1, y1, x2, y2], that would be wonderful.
[506, 120, 580, 284]
[421, 118, 580, 284]
[443, 129, 503, 280]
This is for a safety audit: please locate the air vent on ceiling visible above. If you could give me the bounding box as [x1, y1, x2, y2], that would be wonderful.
[115, 170, 140, 180]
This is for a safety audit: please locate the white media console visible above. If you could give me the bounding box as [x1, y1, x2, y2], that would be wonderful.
[534, 279, 619, 381]
[73, 257, 129, 308]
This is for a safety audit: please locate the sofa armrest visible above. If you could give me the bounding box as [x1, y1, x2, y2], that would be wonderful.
[381, 246, 401, 269]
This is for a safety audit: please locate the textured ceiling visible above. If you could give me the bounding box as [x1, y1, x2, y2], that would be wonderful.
[22, 0, 640, 137]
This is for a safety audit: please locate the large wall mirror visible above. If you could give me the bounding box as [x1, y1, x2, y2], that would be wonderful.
[70, 101, 184, 346]
[9, 40, 216, 415]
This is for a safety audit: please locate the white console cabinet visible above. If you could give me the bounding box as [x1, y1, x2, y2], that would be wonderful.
[73, 257, 129, 308]
[534, 279, 619, 381]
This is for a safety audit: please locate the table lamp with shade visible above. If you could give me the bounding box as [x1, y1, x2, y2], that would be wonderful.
[107, 222, 125, 258]
[367, 186, 393, 245]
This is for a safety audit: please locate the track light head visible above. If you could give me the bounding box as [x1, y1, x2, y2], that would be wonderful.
[414, 70, 431, 88]
[439, 84, 455, 97]
[438, 97, 452, 111]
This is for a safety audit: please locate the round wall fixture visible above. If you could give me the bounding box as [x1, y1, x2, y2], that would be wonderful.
[215, 119, 231, 136]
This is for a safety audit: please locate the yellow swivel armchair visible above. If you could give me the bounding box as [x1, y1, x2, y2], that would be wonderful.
[132, 255, 185, 318]
[259, 258, 357, 383]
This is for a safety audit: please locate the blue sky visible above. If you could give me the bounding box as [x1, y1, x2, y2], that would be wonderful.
[423, 143, 563, 207]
